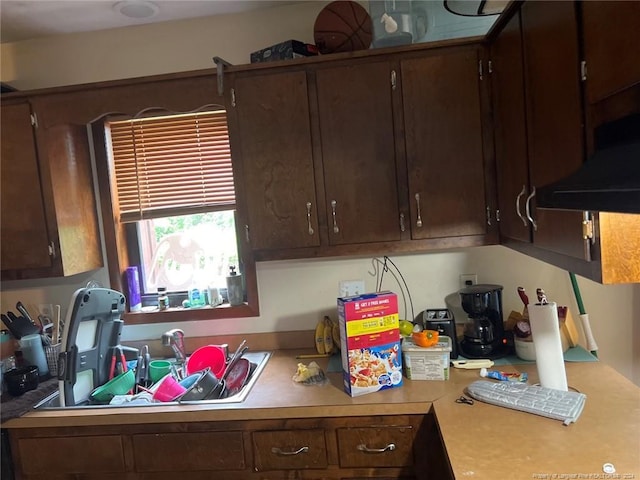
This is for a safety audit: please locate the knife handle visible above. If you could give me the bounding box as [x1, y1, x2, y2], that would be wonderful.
[517, 287, 529, 306]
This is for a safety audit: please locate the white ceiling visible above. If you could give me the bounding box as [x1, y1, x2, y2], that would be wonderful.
[0, 0, 301, 44]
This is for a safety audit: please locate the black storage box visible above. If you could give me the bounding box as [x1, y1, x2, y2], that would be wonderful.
[250, 39, 318, 63]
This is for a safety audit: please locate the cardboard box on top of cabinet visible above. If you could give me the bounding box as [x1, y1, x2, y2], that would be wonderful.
[250, 39, 319, 63]
[338, 291, 403, 397]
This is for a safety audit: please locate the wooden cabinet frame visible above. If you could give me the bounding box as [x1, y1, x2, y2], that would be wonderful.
[7, 415, 444, 480]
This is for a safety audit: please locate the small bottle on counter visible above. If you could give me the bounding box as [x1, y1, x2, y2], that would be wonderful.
[157, 287, 169, 311]
[226, 265, 244, 306]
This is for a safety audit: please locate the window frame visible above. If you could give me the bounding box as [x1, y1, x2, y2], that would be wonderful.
[91, 110, 260, 325]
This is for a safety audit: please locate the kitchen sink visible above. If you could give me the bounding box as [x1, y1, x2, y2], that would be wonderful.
[33, 351, 271, 410]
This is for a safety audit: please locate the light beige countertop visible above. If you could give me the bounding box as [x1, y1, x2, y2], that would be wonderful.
[3, 349, 640, 479]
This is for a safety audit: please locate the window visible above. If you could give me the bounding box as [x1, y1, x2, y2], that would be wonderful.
[102, 107, 251, 312]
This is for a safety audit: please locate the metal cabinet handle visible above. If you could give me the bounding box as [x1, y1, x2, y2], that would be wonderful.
[306, 202, 314, 235]
[271, 446, 309, 456]
[331, 200, 340, 234]
[357, 443, 396, 454]
[245, 224, 250, 243]
[525, 186, 537, 231]
[486, 206, 492, 226]
[415, 193, 423, 228]
[515, 185, 528, 227]
[400, 213, 405, 232]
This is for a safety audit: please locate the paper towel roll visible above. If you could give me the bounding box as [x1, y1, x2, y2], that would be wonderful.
[528, 302, 568, 391]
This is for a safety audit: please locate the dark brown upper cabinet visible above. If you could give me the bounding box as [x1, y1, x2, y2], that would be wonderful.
[228, 43, 495, 260]
[401, 47, 490, 241]
[1, 101, 52, 272]
[490, 10, 531, 245]
[581, 1, 640, 105]
[521, 0, 587, 260]
[1, 100, 103, 280]
[315, 60, 401, 246]
[227, 69, 320, 251]
[492, 1, 588, 262]
[490, 0, 640, 283]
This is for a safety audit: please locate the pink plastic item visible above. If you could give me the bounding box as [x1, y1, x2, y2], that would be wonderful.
[186, 345, 226, 377]
[152, 374, 187, 402]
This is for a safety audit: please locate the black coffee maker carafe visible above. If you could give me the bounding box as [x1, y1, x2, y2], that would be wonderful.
[459, 284, 507, 359]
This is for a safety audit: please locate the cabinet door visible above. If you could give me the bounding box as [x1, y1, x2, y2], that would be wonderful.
[252, 429, 327, 471]
[491, 11, 531, 243]
[132, 432, 245, 471]
[582, 1, 640, 104]
[17, 435, 126, 475]
[45, 123, 103, 276]
[337, 425, 414, 468]
[231, 70, 320, 250]
[0, 102, 52, 270]
[401, 48, 488, 240]
[521, 1, 588, 260]
[316, 61, 401, 245]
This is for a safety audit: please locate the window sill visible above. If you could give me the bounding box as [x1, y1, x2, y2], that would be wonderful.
[122, 303, 258, 325]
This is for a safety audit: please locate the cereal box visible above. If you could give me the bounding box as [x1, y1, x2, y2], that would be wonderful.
[338, 291, 403, 397]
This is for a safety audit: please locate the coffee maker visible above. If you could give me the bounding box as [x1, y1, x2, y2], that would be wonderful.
[459, 284, 507, 359]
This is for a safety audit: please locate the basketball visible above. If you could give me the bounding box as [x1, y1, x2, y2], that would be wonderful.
[314, 1, 373, 54]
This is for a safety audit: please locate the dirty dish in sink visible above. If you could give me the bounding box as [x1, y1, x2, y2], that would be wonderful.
[89, 369, 135, 404]
[224, 357, 251, 397]
[178, 367, 219, 402]
[152, 373, 187, 402]
[185, 345, 226, 377]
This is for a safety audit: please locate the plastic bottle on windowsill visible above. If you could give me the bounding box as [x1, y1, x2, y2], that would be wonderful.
[189, 284, 205, 308]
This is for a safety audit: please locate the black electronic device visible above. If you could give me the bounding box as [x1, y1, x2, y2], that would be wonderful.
[458, 284, 509, 359]
[416, 308, 459, 359]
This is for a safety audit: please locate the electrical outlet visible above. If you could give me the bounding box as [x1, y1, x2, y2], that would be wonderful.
[460, 274, 478, 289]
[339, 280, 365, 297]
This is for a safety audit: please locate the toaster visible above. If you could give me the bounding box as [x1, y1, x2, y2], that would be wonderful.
[415, 309, 459, 359]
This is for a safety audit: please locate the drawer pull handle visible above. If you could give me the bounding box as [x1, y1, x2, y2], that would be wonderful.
[271, 446, 309, 456]
[357, 443, 396, 453]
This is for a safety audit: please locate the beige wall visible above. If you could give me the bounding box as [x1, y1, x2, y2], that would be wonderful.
[1, 2, 638, 385]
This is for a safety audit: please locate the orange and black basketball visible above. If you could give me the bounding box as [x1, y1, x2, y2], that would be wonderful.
[313, 1, 373, 54]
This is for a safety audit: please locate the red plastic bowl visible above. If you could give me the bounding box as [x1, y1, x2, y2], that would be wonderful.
[186, 345, 226, 377]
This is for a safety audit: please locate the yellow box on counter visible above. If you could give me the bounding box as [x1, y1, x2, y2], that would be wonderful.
[338, 291, 403, 397]
[402, 336, 452, 380]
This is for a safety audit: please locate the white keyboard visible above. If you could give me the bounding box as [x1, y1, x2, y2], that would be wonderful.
[466, 380, 587, 425]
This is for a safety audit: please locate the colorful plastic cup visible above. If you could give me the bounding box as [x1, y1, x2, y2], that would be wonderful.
[152, 374, 187, 402]
[149, 360, 172, 383]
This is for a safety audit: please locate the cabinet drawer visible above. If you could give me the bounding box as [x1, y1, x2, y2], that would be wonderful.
[132, 432, 244, 472]
[252, 429, 327, 471]
[18, 435, 125, 475]
[337, 425, 414, 468]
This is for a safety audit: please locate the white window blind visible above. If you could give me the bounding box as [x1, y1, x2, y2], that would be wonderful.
[109, 110, 235, 222]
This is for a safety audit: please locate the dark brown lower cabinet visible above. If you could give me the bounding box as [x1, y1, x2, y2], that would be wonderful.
[8, 414, 450, 479]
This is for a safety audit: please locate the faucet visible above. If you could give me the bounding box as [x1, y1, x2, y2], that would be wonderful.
[162, 328, 186, 368]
